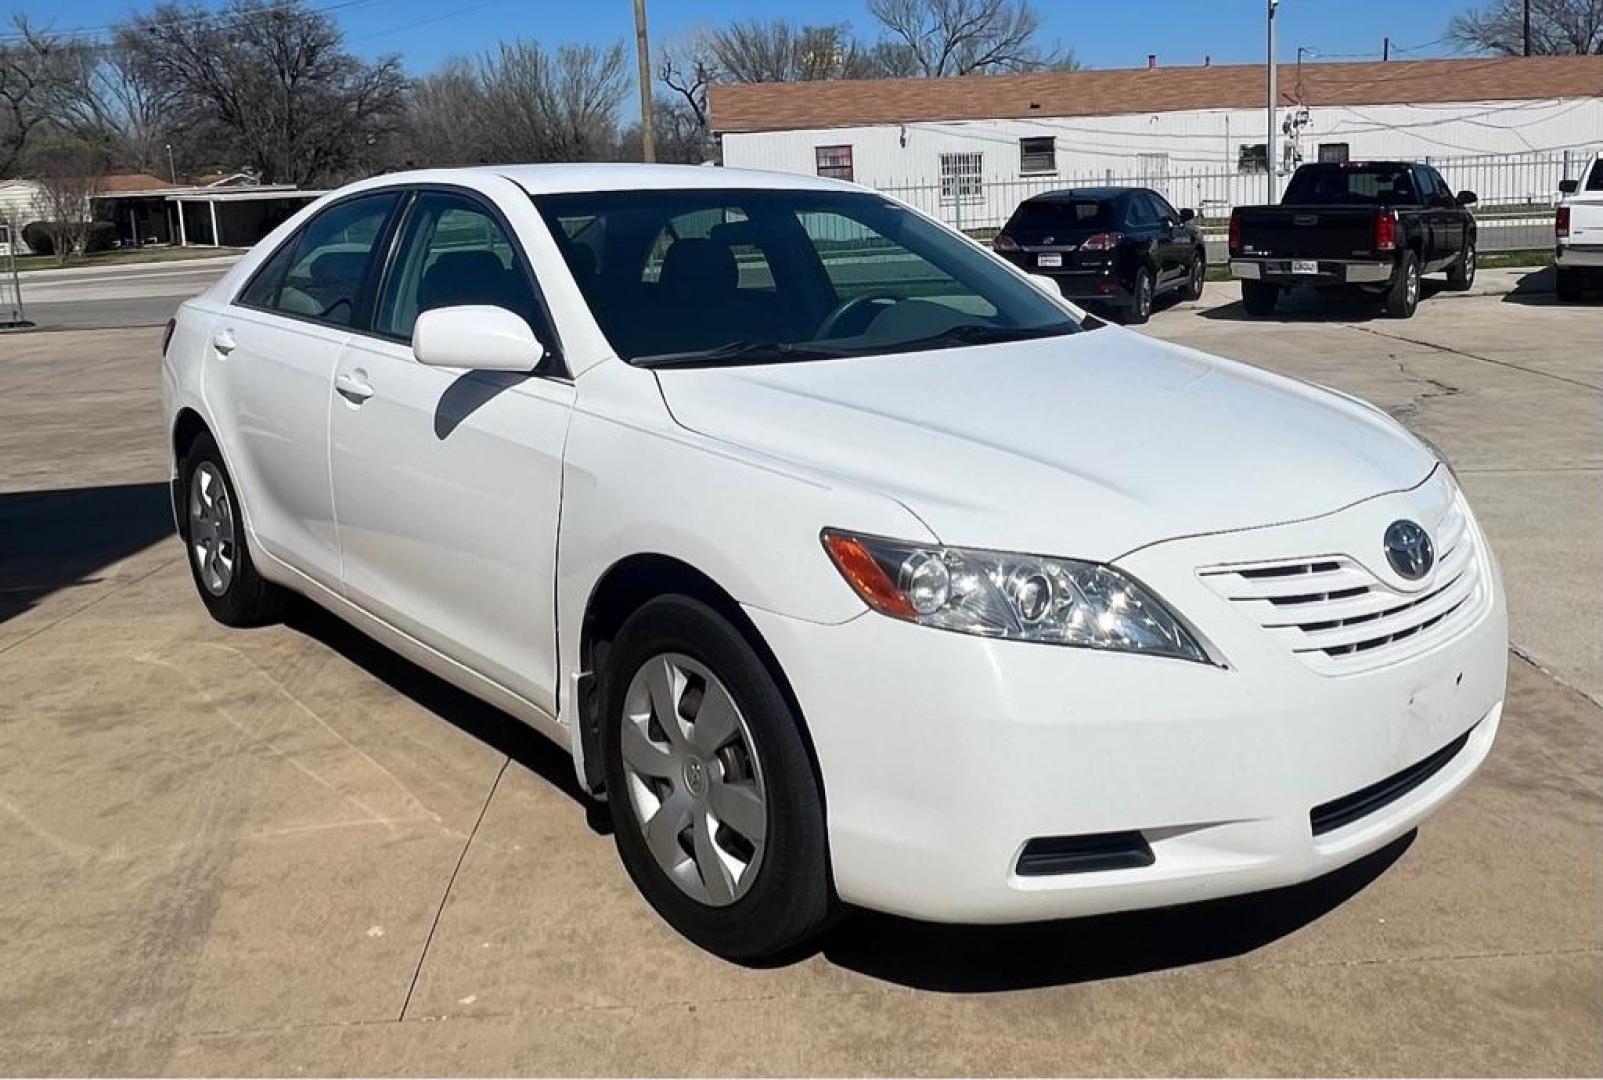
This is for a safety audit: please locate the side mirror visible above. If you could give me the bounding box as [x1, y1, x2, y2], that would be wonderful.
[1559, 179, 1579, 195]
[413, 305, 545, 373]
[1178, 207, 1196, 223]
[1455, 190, 1478, 206]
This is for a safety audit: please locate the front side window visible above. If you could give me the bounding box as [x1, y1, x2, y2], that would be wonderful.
[1587, 158, 1603, 191]
[240, 192, 399, 326]
[375, 191, 544, 342]
[534, 188, 1080, 367]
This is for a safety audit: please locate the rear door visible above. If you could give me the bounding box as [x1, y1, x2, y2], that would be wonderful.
[208, 191, 401, 590]
[329, 184, 572, 713]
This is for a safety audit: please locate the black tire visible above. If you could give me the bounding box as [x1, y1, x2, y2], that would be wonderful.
[1383, 249, 1421, 318]
[1180, 251, 1206, 302]
[1446, 237, 1475, 291]
[1556, 267, 1584, 302]
[1122, 266, 1154, 325]
[1241, 279, 1280, 316]
[179, 431, 285, 626]
[601, 595, 833, 961]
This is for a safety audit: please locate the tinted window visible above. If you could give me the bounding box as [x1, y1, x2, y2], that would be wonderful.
[237, 232, 299, 309]
[1125, 193, 1161, 226]
[1283, 164, 1419, 205]
[534, 188, 1079, 366]
[1006, 198, 1114, 235]
[1588, 158, 1603, 192]
[376, 191, 544, 341]
[246, 193, 398, 326]
[1145, 192, 1179, 223]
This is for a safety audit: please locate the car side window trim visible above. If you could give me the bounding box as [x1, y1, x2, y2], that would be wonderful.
[363, 182, 567, 376]
[230, 190, 406, 333]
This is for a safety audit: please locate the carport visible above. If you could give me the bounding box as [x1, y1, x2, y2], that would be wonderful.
[168, 188, 325, 248]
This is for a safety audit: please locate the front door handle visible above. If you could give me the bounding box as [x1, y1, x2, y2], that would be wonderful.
[212, 328, 237, 355]
[335, 372, 374, 404]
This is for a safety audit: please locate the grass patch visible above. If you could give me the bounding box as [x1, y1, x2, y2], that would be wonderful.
[14, 246, 248, 272]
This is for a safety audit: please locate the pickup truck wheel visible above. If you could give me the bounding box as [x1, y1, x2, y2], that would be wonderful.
[1180, 252, 1206, 302]
[1383, 250, 1421, 318]
[1556, 267, 1584, 302]
[1123, 268, 1153, 325]
[602, 595, 833, 961]
[1446, 239, 1476, 290]
[1240, 280, 1279, 316]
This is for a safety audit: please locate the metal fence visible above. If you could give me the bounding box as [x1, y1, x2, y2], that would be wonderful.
[876, 149, 1595, 254]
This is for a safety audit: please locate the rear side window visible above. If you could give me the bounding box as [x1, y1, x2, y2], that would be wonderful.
[239, 193, 399, 327]
[374, 191, 545, 342]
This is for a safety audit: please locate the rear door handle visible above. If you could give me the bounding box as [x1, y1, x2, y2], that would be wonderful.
[335, 372, 374, 404]
[212, 328, 237, 355]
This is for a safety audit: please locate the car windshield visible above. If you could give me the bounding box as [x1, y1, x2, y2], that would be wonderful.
[533, 188, 1080, 367]
[1283, 164, 1419, 205]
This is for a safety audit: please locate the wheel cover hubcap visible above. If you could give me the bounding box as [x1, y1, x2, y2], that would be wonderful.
[188, 462, 236, 595]
[620, 653, 767, 907]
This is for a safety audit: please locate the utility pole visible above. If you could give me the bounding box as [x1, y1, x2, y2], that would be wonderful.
[633, 0, 656, 163]
[1266, 0, 1279, 204]
[1383, 36, 1390, 61]
[166, 143, 177, 184]
[1523, 0, 1531, 55]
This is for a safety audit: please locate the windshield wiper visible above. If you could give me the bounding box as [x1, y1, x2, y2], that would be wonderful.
[634, 339, 848, 369]
[888, 321, 1079, 352]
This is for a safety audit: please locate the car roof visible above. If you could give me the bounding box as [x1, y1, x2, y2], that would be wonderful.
[1025, 187, 1136, 203]
[360, 162, 864, 196]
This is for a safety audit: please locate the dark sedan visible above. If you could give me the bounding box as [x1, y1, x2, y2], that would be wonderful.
[993, 187, 1207, 324]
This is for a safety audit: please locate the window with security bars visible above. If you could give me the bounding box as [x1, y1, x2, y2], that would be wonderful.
[815, 145, 854, 181]
[940, 152, 983, 203]
[1019, 137, 1056, 175]
[1237, 143, 1269, 173]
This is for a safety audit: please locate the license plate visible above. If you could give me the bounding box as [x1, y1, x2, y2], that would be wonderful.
[1292, 259, 1320, 275]
[1037, 253, 1062, 268]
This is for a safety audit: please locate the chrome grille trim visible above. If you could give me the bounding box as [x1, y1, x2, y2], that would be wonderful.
[1198, 496, 1489, 675]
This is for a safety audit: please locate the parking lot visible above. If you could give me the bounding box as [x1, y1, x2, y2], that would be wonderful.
[1, 266, 1598, 1075]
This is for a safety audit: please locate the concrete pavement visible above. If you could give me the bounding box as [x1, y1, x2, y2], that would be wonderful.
[0, 278, 1598, 1075]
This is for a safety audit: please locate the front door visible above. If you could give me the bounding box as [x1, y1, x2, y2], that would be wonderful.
[329, 188, 572, 713]
[206, 191, 401, 589]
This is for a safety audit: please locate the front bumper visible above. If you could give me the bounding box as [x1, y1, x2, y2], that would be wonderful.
[751, 472, 1507, 924]
[1232, 258, 1394, 285]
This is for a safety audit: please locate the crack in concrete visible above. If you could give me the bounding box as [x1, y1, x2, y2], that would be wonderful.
[1350, 324, 1603, 394]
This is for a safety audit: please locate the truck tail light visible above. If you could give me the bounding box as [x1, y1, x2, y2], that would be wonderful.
[1228, 212, 1242, 255]
[1374, 209, 1398, 252]
[1556, 205, 1570, 240]
[1080, 231, 1122, 252]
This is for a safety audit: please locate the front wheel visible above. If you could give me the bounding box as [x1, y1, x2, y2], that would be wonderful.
[1180, 252, 1206, 302]
[1383, 250, 1421, 318]
[1446, 238, 1475, 290]
[602, 595, 833, 961]
[180, 432, 285, 626]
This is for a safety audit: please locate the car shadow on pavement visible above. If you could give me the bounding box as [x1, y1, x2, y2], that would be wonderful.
[1500, 266, 1599, 305]
[1201, 282, 1447, 323]
[819, 832, 1412, 991]
[282, 598, 612, 835]
[0, 481, 174, 625]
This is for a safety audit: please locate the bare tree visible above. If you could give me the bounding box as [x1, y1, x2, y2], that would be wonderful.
[119, 0, 407, 186]
[30, 139, 104, 264]
[1447, 0, 1603, 53]
[402, 59, 488, 167]
[55, 40, 182, 177]
[0, 18, 82, 179]
[707, 20, 883, 83]
[475, 41, 630, 162]
[866, 0, 1056, 76]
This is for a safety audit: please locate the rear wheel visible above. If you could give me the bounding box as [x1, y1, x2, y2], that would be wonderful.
[1446, 237, 1476, 290]
[1382, 250, 1421, 318]
[1240, 280, 1280, 316]
[180, 432, 285, 626]
[602, 595, 833, 961]
[1180, 251, 1206, 302]
[1122, 267, 1153, 325]
[1556, 267, 1584, 302]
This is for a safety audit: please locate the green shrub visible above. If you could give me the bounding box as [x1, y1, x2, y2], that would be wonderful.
[20, 221, 54, 256]
[85, 221, 118, 252]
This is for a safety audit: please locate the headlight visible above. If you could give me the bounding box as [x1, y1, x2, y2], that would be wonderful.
[821, 530, 1212, 664]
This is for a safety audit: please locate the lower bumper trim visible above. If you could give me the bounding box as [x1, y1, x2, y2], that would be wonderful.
[1310, 726, 1473, 836]
[1016, 831, 1156, 876]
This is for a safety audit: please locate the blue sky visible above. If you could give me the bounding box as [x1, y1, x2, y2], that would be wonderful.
[11, 0, 1479, 74]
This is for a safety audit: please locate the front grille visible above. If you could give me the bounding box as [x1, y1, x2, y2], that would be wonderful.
[1198, 495, 1489, 675]
[1310, 728, 1472, 835]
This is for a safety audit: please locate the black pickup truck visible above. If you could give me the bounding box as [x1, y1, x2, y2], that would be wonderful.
[1228, 161, 1478, 318]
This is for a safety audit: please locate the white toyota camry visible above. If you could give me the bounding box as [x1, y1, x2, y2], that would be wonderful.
[161, 164, 1507, 960]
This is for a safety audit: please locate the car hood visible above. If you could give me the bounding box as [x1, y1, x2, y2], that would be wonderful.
[655, 329, 1436, 560]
